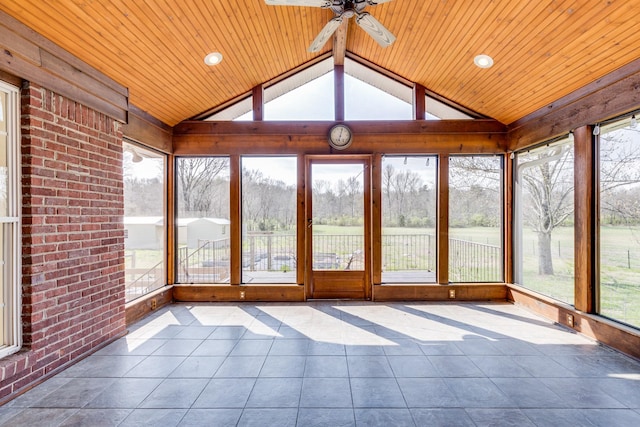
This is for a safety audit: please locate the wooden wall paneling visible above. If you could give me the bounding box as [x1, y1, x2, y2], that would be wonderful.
[372, 153, 383, 286]
[374, 284, 507, 301]
[508, 59, 640, 150]
[123, 104, 173, 154]
[504, 152, 514, 284]
[364, 155, 373, 300]
[230, 154, 242, 285]
[335, 64, 344, 122]
[125, 287, 174, 326]
[252, 85, 263, 121]
[173, 285, 305, 302]
[304, 155, 313, 297]
[573, 125, 595, 313]
[296, 154, 306, 287]
[0, 11, 128, 122]
[437, 154, 449, 284]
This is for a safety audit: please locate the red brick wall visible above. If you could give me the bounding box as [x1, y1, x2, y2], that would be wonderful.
[0, 82, 126, 399]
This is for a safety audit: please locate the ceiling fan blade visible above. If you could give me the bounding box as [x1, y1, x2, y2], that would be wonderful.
[308, 17, 343, 52]
[265, 0, 331, 7]
[355, 12, 396, 47]
[366, 0, 394, 5]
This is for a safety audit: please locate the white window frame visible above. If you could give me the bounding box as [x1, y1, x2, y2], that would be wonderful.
[0, 81, 21, 358]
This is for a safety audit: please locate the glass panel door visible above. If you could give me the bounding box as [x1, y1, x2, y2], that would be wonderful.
[307, 158, 370, 299]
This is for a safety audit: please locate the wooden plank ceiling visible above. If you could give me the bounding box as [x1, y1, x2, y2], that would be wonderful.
[1, 0, 639, 126]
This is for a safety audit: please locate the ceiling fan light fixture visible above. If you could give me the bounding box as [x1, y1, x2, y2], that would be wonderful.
[474, 54, 494, 69]
[204, 52, 223, 66]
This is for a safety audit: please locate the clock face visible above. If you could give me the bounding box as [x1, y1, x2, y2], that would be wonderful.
[328, 124, 353, 150]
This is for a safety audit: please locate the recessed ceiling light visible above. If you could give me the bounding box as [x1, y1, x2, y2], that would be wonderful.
[204, 52, 223, 66]
[474, 54, 494, 69]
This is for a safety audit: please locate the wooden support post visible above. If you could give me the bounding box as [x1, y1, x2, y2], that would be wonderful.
[252, 85, 263, 121]
[230, 154, 242, 285]
[437, 154, 449, 284]
[413, 83, 426, 120]
[335, 64, 345, 122]
[372, 153, 382, 286]
[296, 154, 306, 287]
[166, 154, 176, 284]
[574, 125, 595, 312]
[504, 152, 513, 284]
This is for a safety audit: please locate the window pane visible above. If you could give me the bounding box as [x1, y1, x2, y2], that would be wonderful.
[599, 119, 640, 328]
[242, 157, 297, 283]
[265, 72, 334, 120]
[515, 140, 574, 304]
[345, 75, 411, 120]
[449, 156, 503, 282]
[176, 157, 230, 283]
[382, 156, 437, 283]
[123, 142, 166, 301]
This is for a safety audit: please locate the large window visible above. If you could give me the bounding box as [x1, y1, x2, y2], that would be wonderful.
[515, 139, 574, 304]
[176, 157, 230, 283]
[242, 157, 297, 283]
[0, 81, 20, 357]
[449, 156, 503, 282]
[123, 142, 166, 302]
[381, 156, 437, 283]
[599, 119, 640, 328]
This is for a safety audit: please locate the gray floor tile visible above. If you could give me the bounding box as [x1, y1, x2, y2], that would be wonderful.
[469, 355, 532, 378]
[355, 408, 415, 426]
[179, 409, 242, 426]
[269, 339, 310, 355]
[230, 339, 273, 356]
[454, 339, 503, 356]
[383, 339, 424, 356]
[85, 378, 163, 408]
[259, 355, 306, 377]
[350, 378, 406, 408]
[120, 408, 187, 427]
[207, 326, 246, 340]
[152, 339, 204, 356]
[139, 378, 209, 408]
[34, 377, 115, 408]
[0, 407, 23, 425]
[410, 408, 476, 426]
[246, 377, 303, 408]
[124, 356, 186, 378]
[169, 356, 226, 378]
[523, 408, 640, 427]
[444, 378, 516, 408]
[174, 326, 216, 340]
[510, 355, 577, 377]
[3, 377, 73, 408]
[397, 378, 460, 408]
[345, 345, 386, 356]
[387, 355, 439, 378]
[308, 341, 346, 355]
[193, 378, 256, 408]
[347, 356, 394, 377]
[215, 356, 266, 377]
[58, 408, 131, 426]
[58, 355, 145, 378]
[237, 408, 298, 427]
[300, 378, 353, 408]
[419, 342, 464, 356]
[465, 408, 535, 426]
[94, 338, 167, 356]
[598, 377, 640, 408]
[539, 378, 626, 408]
[296, 408, 355, 427]
[305, 356, 349, 377]
[191, 339, 238, 356]
[428, 355, 485, 377]
[0, 408, 79, 427]
[491, 377, 568, 408]
[494, 338, 543, 356]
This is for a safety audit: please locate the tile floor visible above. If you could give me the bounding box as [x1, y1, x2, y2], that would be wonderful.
[1, 301, 640, 426]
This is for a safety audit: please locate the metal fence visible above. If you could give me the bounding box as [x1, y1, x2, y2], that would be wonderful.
[170, 232, 501, 284]
[125, 261, 165, 302]
[449, 238, 502, 282]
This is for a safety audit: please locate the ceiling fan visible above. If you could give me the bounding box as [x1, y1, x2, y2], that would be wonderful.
[265, 0, 396, 52]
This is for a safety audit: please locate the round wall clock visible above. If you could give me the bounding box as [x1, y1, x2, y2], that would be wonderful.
[328, 124, 353, 150]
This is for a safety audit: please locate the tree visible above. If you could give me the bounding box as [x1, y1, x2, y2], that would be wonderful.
[177, 158, 229, 217]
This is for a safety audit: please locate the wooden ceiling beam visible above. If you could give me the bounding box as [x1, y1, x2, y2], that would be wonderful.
[333, 18, 349, 66]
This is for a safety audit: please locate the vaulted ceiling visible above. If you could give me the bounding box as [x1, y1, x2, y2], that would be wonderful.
[1, 0, 639, 126]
